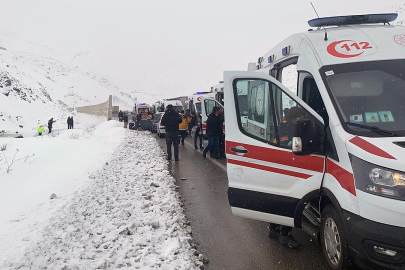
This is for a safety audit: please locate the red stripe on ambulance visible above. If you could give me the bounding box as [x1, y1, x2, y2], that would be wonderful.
[349, 136, 396, 160]
[228, 159, 313, 179]
[326, 159, 356, 196]
[226, 141, 324, 173]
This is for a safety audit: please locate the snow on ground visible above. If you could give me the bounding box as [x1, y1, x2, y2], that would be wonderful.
[0, 117, 126, 264]
[1, 126, 202, 269]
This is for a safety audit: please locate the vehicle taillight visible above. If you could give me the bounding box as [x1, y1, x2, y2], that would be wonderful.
[160, 123, 164, 126]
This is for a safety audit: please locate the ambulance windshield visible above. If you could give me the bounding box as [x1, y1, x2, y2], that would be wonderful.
[321, 59, 405, 137]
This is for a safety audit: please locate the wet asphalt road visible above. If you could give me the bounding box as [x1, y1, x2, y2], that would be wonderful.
[155, 132, 360, 270]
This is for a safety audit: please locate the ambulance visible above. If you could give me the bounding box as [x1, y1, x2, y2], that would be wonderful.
[224, 13, 405, 270]
[210, 82, 225, 105]
[185, 92, 212, 116]
[163, 98, 184, 112]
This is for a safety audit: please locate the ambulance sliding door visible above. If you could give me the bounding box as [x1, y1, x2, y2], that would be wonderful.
[224, 71, 325, 226]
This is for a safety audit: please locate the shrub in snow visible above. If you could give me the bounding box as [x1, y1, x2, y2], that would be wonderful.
[0, 143, 7, 151]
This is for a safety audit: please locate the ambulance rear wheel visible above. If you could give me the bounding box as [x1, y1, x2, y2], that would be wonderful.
[321, 205, 350, 270]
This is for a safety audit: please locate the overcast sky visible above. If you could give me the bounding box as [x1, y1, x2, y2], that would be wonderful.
[0, 0, 404, 99]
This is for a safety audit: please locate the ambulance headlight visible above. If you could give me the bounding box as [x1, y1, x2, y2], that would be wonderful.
[351, 155, 405, 200]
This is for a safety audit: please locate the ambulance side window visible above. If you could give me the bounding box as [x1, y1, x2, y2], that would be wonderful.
[272, 85, 317, 149]
[277, 64, 298, 95]
[204, 100, 217, 116]
[234, 79, 276, 143]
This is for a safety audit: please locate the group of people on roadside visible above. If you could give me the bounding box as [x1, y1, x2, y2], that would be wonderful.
[37, 116, 75, 136]
[202, 106, 224, 159]
[161, 104, 224, 161]
[37, 117, 58, 136]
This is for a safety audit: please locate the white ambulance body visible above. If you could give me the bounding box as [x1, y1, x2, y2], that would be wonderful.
[224, 14, 405, 270]
[135, 102, 151, 114]
[210, 82, 225, 105]
[201, 95, 224, 136]
[163, 99, 184, 112]
[185, 92, 212, 116]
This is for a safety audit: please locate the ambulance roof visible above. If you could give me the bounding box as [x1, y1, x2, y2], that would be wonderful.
[259, 23, 405, 69]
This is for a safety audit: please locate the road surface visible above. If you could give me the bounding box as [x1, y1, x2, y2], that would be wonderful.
[154, 132, 363, 270]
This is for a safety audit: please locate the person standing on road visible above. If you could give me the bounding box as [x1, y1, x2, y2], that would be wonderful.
[48, 118, 55, 133]
[136, 112, 142, 130]
[268, 224, 301, 249]
[123, 114, 129, 128]
[218, 108, 225, 158]
[161, 104, 182, 161]
[193, 111, 204, 150]
[67, 117, 71, 129]
[179, 110, 190, 145]
[202, 107, 221, 159]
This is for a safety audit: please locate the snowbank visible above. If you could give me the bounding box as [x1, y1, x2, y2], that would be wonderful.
[0, 118, 126, 265]
[1, 130, 202, 269]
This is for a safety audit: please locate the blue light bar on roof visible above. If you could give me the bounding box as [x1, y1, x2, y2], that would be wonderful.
[282, 46, 291, 56]
[308, 13, 398, 27]
[196, 92, 203, 94]
[268, 54, 275, 63]
[139, 103, 146, 105]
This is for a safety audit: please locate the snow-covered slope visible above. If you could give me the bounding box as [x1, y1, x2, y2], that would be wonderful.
[0, 49, 137, 135]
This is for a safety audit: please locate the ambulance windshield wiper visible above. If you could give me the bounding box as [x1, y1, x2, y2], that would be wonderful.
[345, 122, 400, 137]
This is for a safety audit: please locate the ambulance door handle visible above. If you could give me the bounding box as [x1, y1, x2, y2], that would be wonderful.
[230, 146, 248, 155]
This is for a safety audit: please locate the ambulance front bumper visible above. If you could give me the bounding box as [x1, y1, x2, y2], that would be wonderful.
[343, 210, 405, 270]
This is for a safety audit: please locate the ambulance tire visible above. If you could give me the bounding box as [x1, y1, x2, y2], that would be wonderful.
[159, 132, 165, 138]
[321, 205, 350, 270]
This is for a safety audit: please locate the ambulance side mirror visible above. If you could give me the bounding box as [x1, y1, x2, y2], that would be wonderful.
[292, 119, 324, 156]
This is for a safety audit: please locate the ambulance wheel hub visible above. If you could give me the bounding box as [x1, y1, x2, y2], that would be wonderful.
[324, 217, 341, 266]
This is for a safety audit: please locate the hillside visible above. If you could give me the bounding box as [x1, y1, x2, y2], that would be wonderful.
[0, 49, 137, 135]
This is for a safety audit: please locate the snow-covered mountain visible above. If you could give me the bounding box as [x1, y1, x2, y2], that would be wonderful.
[0, 49, 142, 135]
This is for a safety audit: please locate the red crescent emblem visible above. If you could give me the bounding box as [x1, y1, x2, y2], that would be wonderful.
[327, 40, 364, 58]
[197, 96, 202, 102]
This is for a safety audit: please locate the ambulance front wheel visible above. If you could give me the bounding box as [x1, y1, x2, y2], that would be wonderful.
[321, 205, 350, 270]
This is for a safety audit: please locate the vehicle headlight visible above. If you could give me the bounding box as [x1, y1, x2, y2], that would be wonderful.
[351, 155, 405, 200]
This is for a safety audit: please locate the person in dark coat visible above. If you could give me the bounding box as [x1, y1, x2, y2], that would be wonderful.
[161, 104, 182, 161]
[118, 110, 124, 122]
[48, 118, 56, 133]
[136, 112, 142, 130]
[123, 114, 129, 128]
[202, 106, 221, 158]
[218, 108, 225, 158]
[67, 116, 74, 129]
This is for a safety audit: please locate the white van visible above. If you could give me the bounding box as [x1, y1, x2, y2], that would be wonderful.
[224, 14, 405, 270]
[163, 99, 184, 113]
[210, 82, 225, 105]
[185, 92, 211, 116]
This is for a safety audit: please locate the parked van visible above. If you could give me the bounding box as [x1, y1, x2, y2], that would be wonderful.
[163, 98, 184, 112]
[201, 96, 225, 136]
[224, 13, 405, 270]
[210, 82, 225, 105]
[185, 92, 211, 116]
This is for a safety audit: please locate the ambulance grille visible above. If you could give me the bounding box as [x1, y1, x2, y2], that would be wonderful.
[393, 142, 405, 148]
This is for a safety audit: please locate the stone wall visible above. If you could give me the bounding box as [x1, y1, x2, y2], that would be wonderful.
[75, 95, 113, 120]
